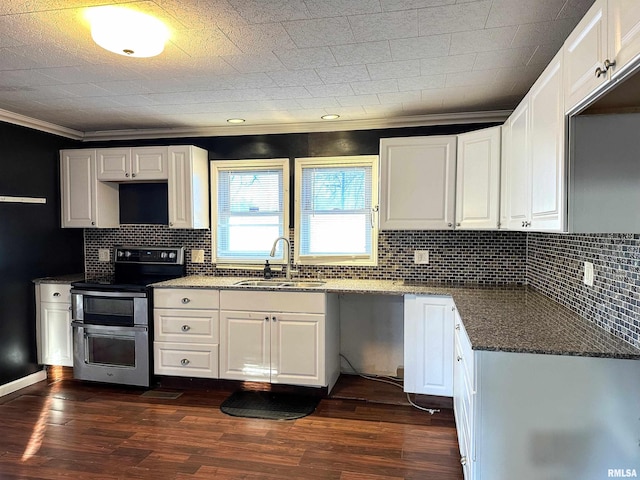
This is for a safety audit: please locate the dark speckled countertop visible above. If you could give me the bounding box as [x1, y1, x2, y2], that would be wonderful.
[151, 275, 640, 360]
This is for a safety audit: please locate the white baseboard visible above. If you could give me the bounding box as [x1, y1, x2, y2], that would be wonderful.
[0, 369, 47, 398]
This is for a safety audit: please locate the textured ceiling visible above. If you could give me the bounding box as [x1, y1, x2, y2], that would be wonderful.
[0, 0, 594, 138]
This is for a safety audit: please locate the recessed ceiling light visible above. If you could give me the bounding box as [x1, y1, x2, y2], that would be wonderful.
[321, 114, 340, 120]
[227, 118, 246, 124]
[86, 7, 169, 58]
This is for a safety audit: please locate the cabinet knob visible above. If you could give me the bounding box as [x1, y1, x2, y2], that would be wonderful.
[460, 456, 467, 466]
[595, 66, 606, 78]
[448, 223, 453, 228]
[169, 222, 174, 227]
[181, 297, 190, 304]
[125, 172, 130, 177]
[457, 356, 462, 362]
[456, 222, 461, 227]
[131, 173, 136, 178]
[272, 316, 277, 322]
[180, 358, 190, 366]
[604, 58, 616, 71]
[455, 324, 460, 330]
[91, 221, 95, 226]
[53, 292, 60, 297]
[265, 316, 269, 322]
[181, 324, 191, 332]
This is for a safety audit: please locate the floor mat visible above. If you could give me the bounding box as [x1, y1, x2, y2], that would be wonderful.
[220, 390, 320, 420]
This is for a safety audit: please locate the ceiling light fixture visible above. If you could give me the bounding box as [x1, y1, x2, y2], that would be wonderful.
[321, 114, 340, 120]
[227, 118, 246, 124]
[86, 6, 169, 58]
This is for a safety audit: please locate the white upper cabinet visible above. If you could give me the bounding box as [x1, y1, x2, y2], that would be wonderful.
[97, 146, 168, 181]
[529, 53, 566, 231]
[564, 0, 608, 112]
[501, 51, 566, 232]
[564, 0, 640, 113]
[455, 126, 501, 230]
[503, 100, 530, 230]
[168, 145, 210, 229]
[379, 136, 457, 230]
[60, 149, 119, 228]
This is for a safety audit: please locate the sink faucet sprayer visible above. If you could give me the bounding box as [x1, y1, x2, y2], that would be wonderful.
[270, 236, 295, 280]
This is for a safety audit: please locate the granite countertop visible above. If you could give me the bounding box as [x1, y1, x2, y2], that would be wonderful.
[33, 273, 85, 284]
[152, 275, 640, 360]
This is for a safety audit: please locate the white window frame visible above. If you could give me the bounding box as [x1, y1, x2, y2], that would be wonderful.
[210, 158, 289, 266]
[294, 155, 379, 266]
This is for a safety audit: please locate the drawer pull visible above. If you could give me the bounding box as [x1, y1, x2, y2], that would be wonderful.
[460, 456, 467, 466]
[181, 325, 191, 332]
[455, 324, 460, 330]
[272, 316, 277, 322]
[457, 356, 462, 362]
[265, 316, 269, 322]
[53, 292, 61, 297]
[181, 297, 190, 304]
[180, 358, 190, 366]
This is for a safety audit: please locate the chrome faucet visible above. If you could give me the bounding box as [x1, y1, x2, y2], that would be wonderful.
[270, 236, 294, 280]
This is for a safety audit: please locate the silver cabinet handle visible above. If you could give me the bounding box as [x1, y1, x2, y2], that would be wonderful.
[169, 222, 174, 227]
[595, 66, 606, 78]
[460, 456, 467, 466]
[272, 316, 277, 322]
[181, 297, 190, 304]
[125, 172, 130, 177]
[455, 324, 460, 330]
[604, 58, 616, 71]
[53, 292, 61, 297]
[131, 173, 136, 178]
[91, 221, 95, 226]
[265, 316, 269, 322]
[180, 358, 190, 366]
[181, 325, 190, 332]
[457, 356, 462, 362]
[456, 222, 461, 227]
[447, 222, 453, 227]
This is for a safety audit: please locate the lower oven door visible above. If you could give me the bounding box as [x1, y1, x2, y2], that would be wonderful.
[72, 322, 150, 387]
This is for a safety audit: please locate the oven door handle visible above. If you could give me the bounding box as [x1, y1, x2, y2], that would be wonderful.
[71, 321, 148, 333]
[70, 289, 147, 298]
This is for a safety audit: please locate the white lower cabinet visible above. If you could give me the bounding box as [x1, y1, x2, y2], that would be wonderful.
[453, 314, 640, 480]
[36, 282, 73, 367]
[219, 290, 340, 391]
[153, 288, 220, 378]
[403, 295, 454, 396]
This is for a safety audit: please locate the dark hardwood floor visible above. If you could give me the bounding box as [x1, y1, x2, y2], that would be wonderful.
[0, 368, 463, 479]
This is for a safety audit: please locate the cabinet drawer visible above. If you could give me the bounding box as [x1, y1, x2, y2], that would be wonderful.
[154, 309, 219, 343]
[154, 342, 219, 378]
[220, 290, 325, 313]
[39, 283, 71, 303]
[154, 288, 219, 309]
[455, 317, 474, 380]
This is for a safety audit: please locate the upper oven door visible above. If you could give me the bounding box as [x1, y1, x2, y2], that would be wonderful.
[71, 289, 148, 327]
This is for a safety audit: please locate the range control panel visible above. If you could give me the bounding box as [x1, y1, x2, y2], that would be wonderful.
[114, 246, 185, 265]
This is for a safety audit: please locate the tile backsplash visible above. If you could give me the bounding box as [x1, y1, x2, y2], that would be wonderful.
[84, 227, 639, 349]
[85, 226, 527, 285]
[527, 233, 640, 349]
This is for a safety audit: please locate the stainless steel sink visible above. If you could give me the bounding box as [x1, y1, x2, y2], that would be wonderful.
[233, 279, 326, 288]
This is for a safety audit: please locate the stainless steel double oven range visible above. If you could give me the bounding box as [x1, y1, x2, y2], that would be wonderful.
[71, 246, 185, 387]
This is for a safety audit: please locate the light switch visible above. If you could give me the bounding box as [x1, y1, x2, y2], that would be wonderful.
[583, 261, 594, 286]
[98, 248, 110, 262]
[192, 249, 205, 263]
[414, 250, 429, 264]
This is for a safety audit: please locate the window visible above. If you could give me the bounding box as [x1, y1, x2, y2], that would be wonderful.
[295, 155, 378, 266]
[211, 159, 289, 264]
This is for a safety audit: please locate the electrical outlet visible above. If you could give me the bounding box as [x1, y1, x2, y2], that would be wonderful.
[191, 249, 205, 263]
[98, 248, 110, 262]
[583, 261, 594, 286]
[414, 250, 429, 264]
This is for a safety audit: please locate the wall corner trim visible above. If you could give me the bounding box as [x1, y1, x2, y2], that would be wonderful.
[0, 108, 84, 140]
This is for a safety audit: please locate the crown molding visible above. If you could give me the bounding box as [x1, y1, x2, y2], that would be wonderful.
[0, 108, 84, 140]
[0, 109, 511, 142]
[81, 110, 511, 142]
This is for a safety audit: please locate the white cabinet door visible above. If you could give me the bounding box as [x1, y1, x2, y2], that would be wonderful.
[40, 302, 73, 367]
[219, 310, 270, 382]
[608, 0, 640, 79]
[379, 136, 456, 230]
[529, 52, 566, 231]
[455, 127, 501, 230]
[96, 148, 131, 181]
[403, 295, 454, 397]
[271, 313, 324, 386]
[564, 0, 608, 112]
[60, 149, 96, 228]
[131, 146, 168, 180]
[168, 146, 210, 229]
[504, 101, 530, 230]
